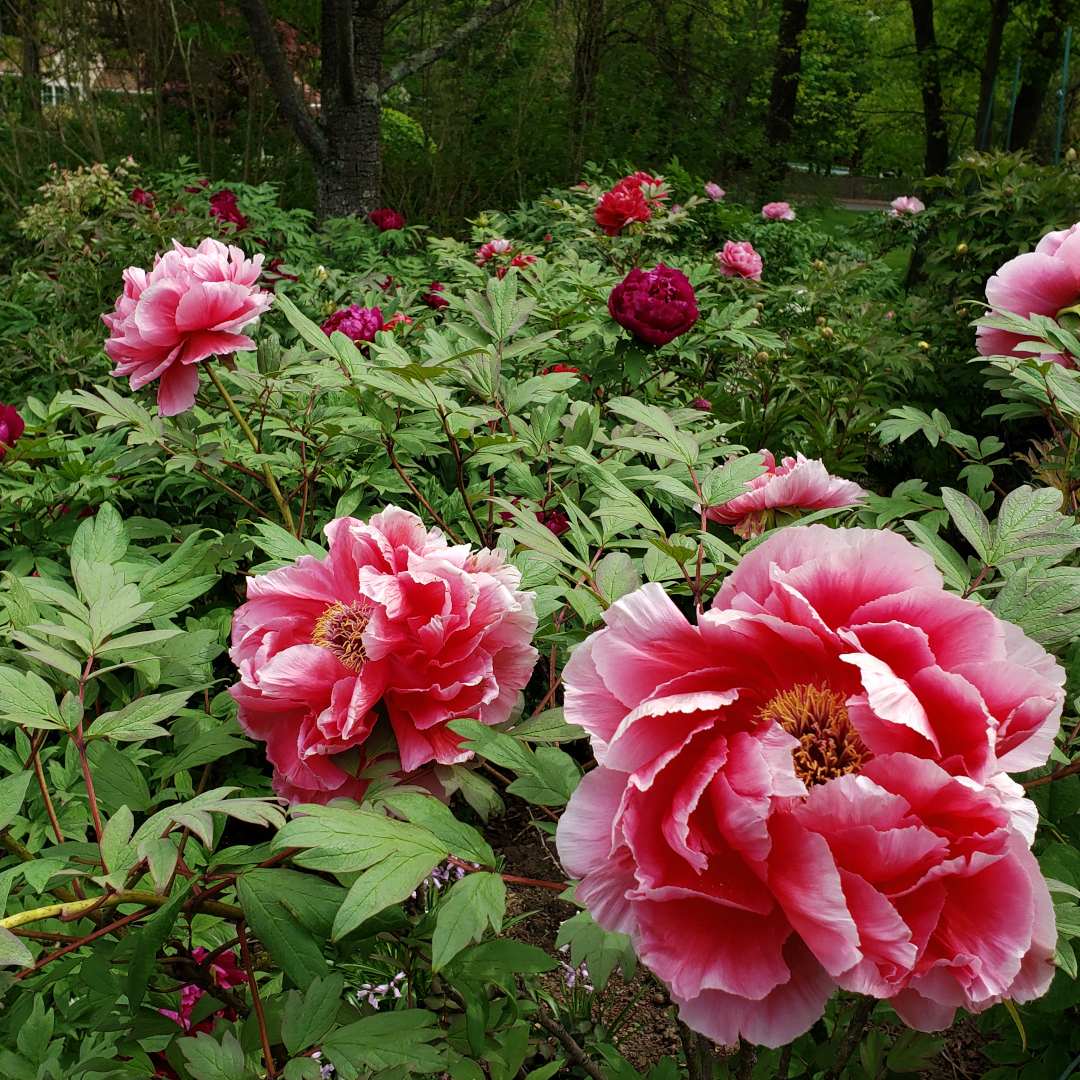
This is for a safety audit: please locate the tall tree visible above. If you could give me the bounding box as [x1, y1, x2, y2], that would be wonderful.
[237, 0, 525, 221]
[570, 0, 606, 172]
[975, 0, 1010, 149]
[761, 0, 809, 182]
[1008, 0, 1073, 150]
[909, 0, 949, 175]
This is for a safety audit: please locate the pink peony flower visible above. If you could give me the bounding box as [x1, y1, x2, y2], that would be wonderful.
[475, 239, 515, 265]
[423, 282, 450, 311]
[608, 264, 699, 346]
[556, 525, 1062, 1048]
[716, 240, 763, 281]
[321, 305, 384, 344]
[762, 201, 796, 221]
[705, 450, 867, 538]
[704, 182, 725, 201]
[977, 222, 1080, 366]
[370, 208, 405, 232]
[209, 189, 248, 230]
[889, 196, 925, 217]
[103, 238, 273, 417]
[595, 186, 651, 236]
[0, 404, 24, 459]
[159, 948, 248, 1032]
[690, 397, 712, 409]
[382, 313, 413, 331]
[229, 506, 538, 797]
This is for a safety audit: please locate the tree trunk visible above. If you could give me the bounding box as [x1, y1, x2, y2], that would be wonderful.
[975, 0, 1009, 148]
[316, 0, 384, 219]
[570, 0, 605, 173]
[909, 0, 949, 175]
[1008, 0, 1071, 150]
[761, 0, 809, 185]
[16, 0, 41, 114]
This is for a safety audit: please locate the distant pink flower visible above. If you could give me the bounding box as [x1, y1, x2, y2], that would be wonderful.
[475, 239, 515, 265]
[185, 179, 210, 193]
[762, 201, 796, 221]
[103, 238, 272, 416]
[130, 187, 156, 208]
[370, 208, 405, 232]
[885, 311, 894, 320]
[209, 189, 248, 230]
[382, 313, 412, 331]
[690, 397, 712, 410]
[229, 506, 538, 796]
[321, 305, 383, 344]
[716, 240, 762, 281]
[705, 451, 866, 538]
[0, 404, 24, 459]
[557, 526, 1062, 1049]
[704, 182, 725, 201]
[423, 282, 450, 311]
[889, 196, 925, 217]
[159, 948, 247, 1032]
[977, 222, 1080, 366]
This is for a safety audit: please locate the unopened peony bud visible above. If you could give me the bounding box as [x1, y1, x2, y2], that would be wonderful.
[821, 326, 835, 339]
[816, 316, 827, 327]
[919, 340, 931, 351]
[754, 302, 764, 311]
[1068, 148, 1078, 163]
[754, 350, 770, 363]
[1003, 186, 1015, 196]
[956, 243, 969, 255]
[812, 260, 825, 271]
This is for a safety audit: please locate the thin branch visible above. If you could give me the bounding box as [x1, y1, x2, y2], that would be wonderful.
[380, 0, 525, 90]
[823, 996, 876, 1080]
[534, 1007, 608, 1080]
[238, 921, 278, 1078]
[236, 0, 328, 162]
[1024, 757, 1080, 788]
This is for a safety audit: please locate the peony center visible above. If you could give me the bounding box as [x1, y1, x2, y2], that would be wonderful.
[312, 600, 374, 673]
[758, 683, 872, 787]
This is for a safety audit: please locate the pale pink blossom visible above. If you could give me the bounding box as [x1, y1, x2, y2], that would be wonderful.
[103, 238, 272, 416]
[705, 451, 866, 537]
[229, 507, 538, 799]
[557, 526, 1062, 1048]
[977, 222, 1080, 366]
[889, 196, 925, 217]
[762, 201, 796, 221]
[716, 240, 763, 281]
[704, 183, 725, 201]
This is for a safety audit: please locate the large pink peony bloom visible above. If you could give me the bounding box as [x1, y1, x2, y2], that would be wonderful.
[889, 196, 925, 217]
[716, 240, 763, 281]
[103, 238, 272, 416]
[977, 222, 1080, 366]
[229, 506, 538, 800]
[762, 201, 796, 221]
[557, 526, 1062, 1048]
[706, 451, 867, 538]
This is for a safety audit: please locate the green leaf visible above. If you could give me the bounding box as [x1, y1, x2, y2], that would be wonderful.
[178, 1030, 248, 1080]
[89, 690, 195, 742]
[0, 666, 63, 729]
[0, 772, 33, 832]
[885, 1029, 946, 1073]
[555, 909, 636, 992]
[86, 740, 151, 813]
[280, 973, 345, 1055]
[940, 487, 992, 562]
[321, 1010, 446, 1074]
[511, 708, 586, 743]
[431, 872, 506, 971]
[594, 552, 640, 605]
[700, 453, 768, 507]
[70, 503, 129, 567]
[903, 520, 971, 592]
[236, 871, 330, 990]
[249, 521, 328, 564]
[376, 792, 494, 865]
[127, 877, 193, 1011]
[332, 849, 442, 939]
[0, 927, 32, 969]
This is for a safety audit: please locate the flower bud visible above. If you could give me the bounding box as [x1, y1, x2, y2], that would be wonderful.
[956, 243, 969, 256]
[821, 326, 834, 339]
[812, 259, 825, 271]
[754, 302, 764, 311]
[919, 340, 931, 352]
[816, 316, 827, 327]
[754, 350, 770, 363]
[1003, 186, 1014, 196]
[1068, 148, 1078, 163]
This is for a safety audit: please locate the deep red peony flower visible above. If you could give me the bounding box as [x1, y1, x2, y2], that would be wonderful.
[321, 305, 384, 344]
[370, 208, 405, 232]
[475, 239, 515, 265]
[557, 526, 1062, 1048]
[608, 264, 699, 345]
[424, 282, 450, 310]
[103, 238, 273, 416]
[594, 186, 651, 236]
[209, 189, 248, 230]
[613, 172, 668, 205]
[705, 450, 866, 538]
[716, 240, 763, 281]
[690, 397, 712, 410]
[0, 404, 25, 459]
[229, 506, 538, 799]
[130, 187, 156, 208]
[977, 221, 1080, 366]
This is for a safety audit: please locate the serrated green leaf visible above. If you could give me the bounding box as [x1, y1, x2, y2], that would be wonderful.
[431, 871, 505, 971]
[281, 973, 345, 1055]
[332, 850, 442, 940]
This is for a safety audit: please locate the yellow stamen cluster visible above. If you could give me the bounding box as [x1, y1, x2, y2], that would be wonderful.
[312, 600, 374, 673]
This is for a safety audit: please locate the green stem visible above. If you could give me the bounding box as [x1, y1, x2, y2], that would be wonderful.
[202, 359, 295, 533]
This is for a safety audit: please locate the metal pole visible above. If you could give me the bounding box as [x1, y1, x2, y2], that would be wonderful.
[1055, 25, 1072, 165]
[1005, 57, 1021, 151]
[978, 74, 998, 150]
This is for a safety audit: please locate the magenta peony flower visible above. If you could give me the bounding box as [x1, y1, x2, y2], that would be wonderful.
[130, 187, 156, 208]
[229, 506, 538, 799]
[705, 450, 866, 538]
[690, 397, 712, 410]
[321, 305, 384, 344]
[370, 208, 405, 232]
[424, 281, 450, 311]
[977, 222, 1080, 366]
[209, 189, 248, 230]
[103, 238, 273, 417]
[704, 182, 725, 201]
[762, 201, 796, 221]
[556, 525, 1062, 1048]
[608, 264, 699, 346]
[889, 196, 925, 217]
[0, 404, 25, 459]
[159, 948, 247, 1032]
[595, 186, 651, 236]
[716, 240, 763, 281]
